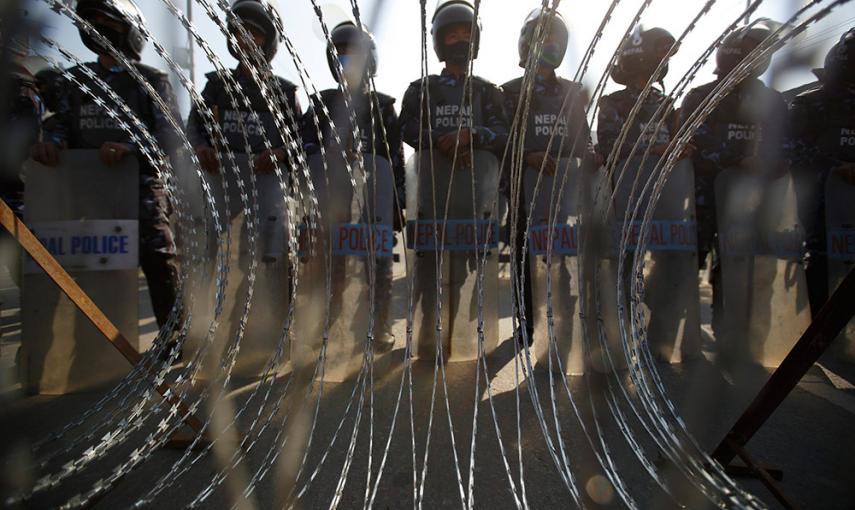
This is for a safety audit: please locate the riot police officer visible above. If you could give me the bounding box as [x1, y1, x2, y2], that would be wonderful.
[300, 21, 404, 351]
[600, 26, 705, 363]
[187, 0, 299, 174]
[399, 0, 508, 360]
[301, 21, 404, 199]
[680, 19, 788, 332]
[30, 0, 181, 331]
[503, 7, 592, 344]
[1, 14, 42, 288]
[399, 0, 508, 162]
[187, 0, 298, 263]
[598, 26, 678, 165]
[789, 28, 855, 315]
[184, 0, 299, 371]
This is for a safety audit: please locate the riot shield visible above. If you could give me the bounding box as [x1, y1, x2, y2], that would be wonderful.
[186, 154, 290, 380]
[364, 154, 397, 349]
[172, 149, 209, 260]
[825, 168, 855, 362]
[207, 154, 289, 262]
[522, 157, 585, 375]
[715, 167, 811, 367]
[406, 150, 499, 361]
[21, 150, 139, 394]
[613, 157, 701, 364]
[406, 151, 451, 362]
[291, 152, 395, 382]
[578, 161, 625, 374]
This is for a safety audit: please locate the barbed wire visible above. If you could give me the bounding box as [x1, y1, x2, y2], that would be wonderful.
[2, 0, 848, 508]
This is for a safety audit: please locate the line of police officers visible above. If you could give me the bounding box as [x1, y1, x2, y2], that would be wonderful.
[4, 0, 854, 352]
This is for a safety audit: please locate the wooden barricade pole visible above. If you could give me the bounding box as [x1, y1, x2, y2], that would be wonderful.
[709, 265, 855, 509]
[0, 198, 205, 434]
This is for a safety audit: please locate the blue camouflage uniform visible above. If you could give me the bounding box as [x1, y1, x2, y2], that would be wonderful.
[187, 69, 300, 156]
[597, 86, 675, 164]
[399, 69, 509, 155]
[0, 63, 42, 286]
[788, 81, 855, 314]
[301, 87, 405, 210]
[680, 78, 789, 266]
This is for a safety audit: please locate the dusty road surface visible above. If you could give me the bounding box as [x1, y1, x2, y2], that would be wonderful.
[1, 260, 854, 509]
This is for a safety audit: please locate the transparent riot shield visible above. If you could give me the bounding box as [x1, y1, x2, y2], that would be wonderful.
[187, 154, 290, 380]
[206, 154, 289, 262]
[579, 161, 626, 374]
[364, 154, 397, 349]
[825, 168, 855, 362]
[172, 149, 209, 263]
[522, 157, 585, 375]
[406, 150, 499, 361]
[715, 167, 811, 367]
[292, 152, 395, 382]
[613, 157, 701, 364]
[406, 151, 451, 362]
[171, 151, 211, 360]
[21, 150, 139, 394]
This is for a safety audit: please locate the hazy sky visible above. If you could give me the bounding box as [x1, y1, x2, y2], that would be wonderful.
[30, 0, 855, 118]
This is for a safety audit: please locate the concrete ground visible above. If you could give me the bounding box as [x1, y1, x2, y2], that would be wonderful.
[1, 252, 854, 509]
